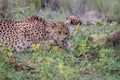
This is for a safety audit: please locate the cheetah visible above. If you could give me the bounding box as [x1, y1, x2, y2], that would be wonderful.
[65, 15, 82, 33]
[0, 15, 82, 53]
[0, 20, 30, 53]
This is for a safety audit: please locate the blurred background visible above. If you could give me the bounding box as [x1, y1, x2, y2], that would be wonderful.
[0, 1, 120, 79]
[0, 0, 120, 22]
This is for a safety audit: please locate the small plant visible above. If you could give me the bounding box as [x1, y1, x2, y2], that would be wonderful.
[0, 41, 13, 79]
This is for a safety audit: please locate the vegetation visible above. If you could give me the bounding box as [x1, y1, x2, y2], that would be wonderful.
[0, 0, 120, 80]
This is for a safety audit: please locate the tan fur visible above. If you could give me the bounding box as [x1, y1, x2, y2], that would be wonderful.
[51, 22, 69, 36]
[65, 15, 82, 33]
[66, 15, 82, 26]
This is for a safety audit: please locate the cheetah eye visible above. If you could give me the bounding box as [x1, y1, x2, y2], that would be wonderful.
[65, 33, 69, 35]
[71, 20, 74, 24]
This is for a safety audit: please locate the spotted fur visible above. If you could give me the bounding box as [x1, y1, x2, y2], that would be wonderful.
[0, 20, 30, 53]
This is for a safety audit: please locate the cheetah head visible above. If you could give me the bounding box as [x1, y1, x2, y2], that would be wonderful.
[65, 15, 82, 33]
